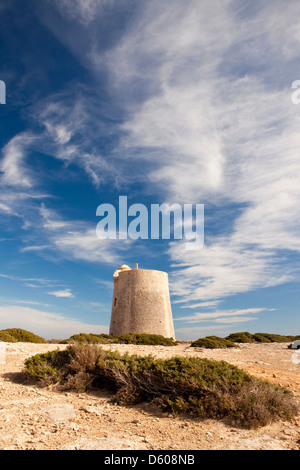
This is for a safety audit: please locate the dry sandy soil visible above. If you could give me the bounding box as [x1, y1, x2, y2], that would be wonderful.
[0, 341, 299, 451]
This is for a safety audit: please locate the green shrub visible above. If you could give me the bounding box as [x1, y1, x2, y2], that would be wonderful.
[0, 330, 18, 342]
[0, 328, 45, 343]
[253, 333, 291, 343]
[225, 332, 256, 343]
[24, 344, 299, 429]
[252, 333, 272, 343]
[225, 332, 294, 344]
[24, 349, 72, 384]
[61, 333, 114, 344]
[191, 336, 237, 349]
[116, 333, 177, 346]
[60, 332, 177, 346]
[267, 333, 290, 342]
[286, 335, 300, 341]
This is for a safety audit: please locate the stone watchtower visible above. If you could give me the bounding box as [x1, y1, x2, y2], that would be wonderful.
[109, 264, 175, 339]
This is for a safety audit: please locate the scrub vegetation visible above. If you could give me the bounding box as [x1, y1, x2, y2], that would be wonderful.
[24, 343, 298, 430]
[191, 332, 300, 348]
[0, 328, 45, 343]
[191, 336, 237, 349]
[225, 332, 298, 344]
[60, 333, 177, 346]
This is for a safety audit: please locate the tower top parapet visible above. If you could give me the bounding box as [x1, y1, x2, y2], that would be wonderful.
[113, 264, 131, 280]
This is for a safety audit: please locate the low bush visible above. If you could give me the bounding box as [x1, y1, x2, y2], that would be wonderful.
[60, 332, 177, 346]
[0, 330, 18, 342]
[116, 333, 177, 346]
[60, 333, 115, 344]
[253, 333, 291, 343]
[24, 344, 299, 429]
[252, 333, 272, 343]
[24, 349, 72, 385]
[190, 336, 237, 349]
[0, 328, 45, 343]
[225, 332, 256, 343]
[225, 332, 293, 344]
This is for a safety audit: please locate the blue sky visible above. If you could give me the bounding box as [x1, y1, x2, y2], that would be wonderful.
[0, 0, 299, 340]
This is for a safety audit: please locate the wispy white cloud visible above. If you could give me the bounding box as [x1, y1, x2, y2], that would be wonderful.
[168, 240, 294, 303]
[94, 279, 114, 291]
[0, 273, 61, 287]
[0, 133, 52, 226]
[174, 324, 233, 340]
[178, 301, 221, 309]
[19, 203, 133, 265]
[21, 245, 52, 253]
[48, 289, 74, 298]
[52, 227, 131, 264]
[0, 304, 108, 339]
[175, 307, 271, 323]
[51, 0, 113, 24]
[0, 133, 34, 188]
[2, 1, 300, 317]
[34, 94, 114, 189]
[14, 300, 50, 307]
[98, 1, 300, 305]
[215, 316, 258, 324]
[0, 202, 13, 214]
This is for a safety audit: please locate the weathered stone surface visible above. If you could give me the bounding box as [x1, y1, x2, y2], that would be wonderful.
[110, 265, 175, 338]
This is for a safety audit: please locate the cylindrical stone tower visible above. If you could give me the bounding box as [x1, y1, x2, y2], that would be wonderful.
[109, 264, 175, 339]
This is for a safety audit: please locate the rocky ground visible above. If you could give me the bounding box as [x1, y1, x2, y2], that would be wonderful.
[0, 341, 299, 450]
